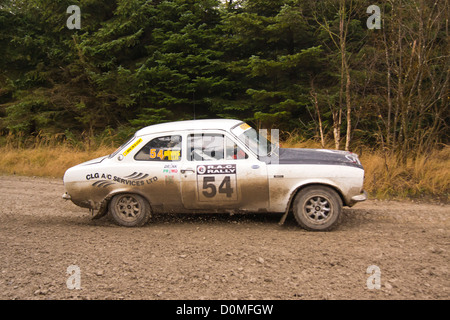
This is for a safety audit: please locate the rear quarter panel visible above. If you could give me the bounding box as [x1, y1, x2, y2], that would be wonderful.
[63, 159, 171, 211]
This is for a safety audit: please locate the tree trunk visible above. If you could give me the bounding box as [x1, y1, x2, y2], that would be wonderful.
[344, 58, 352, 151]
[310, 81, 325, 148]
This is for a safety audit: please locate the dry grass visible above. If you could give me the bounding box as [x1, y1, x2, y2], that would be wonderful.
[0, 140, 448, 201]
[360, 146, 450, 201]
[0, 145, 115, 178]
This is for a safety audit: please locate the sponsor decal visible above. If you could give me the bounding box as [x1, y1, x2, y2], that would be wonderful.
[197, 165, 206, 175]
[163, 164, 178, 174]
[122, 138, 143, 157]
[86, 172, 157, 187]
[197, 164, 236, 175]
[163, 169, 178, 173]
[124, 172, 150, 180]
[149, 148, 181, 161]
[239, 123, 251, 131]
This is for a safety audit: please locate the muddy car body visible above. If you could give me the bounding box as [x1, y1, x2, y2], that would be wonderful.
[63, 119, 367, 230]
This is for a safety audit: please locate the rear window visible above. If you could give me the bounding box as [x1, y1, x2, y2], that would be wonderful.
[134, 135, 182, 161]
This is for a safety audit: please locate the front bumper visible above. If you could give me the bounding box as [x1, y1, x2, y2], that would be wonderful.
[350, 190, 368, 205]
[62, 192, 71, 200]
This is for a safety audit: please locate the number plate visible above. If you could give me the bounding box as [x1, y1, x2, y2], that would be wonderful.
[196, 164, 237, 202]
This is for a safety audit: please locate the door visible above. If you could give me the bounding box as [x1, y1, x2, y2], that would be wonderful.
[132, 134, 184, 212]
[180, 132, 269, 211]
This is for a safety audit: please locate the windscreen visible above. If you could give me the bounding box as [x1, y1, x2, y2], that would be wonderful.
[108, 135, 135, 158]
[231, 123, 272, 157]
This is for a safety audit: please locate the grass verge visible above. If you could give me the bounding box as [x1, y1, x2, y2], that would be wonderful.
[0, 145, 115, 178]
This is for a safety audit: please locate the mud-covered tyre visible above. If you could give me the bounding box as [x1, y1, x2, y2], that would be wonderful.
[109, 193, 151, 227]
[292, 186, 342, 231]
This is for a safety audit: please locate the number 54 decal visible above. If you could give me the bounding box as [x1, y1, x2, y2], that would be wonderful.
[202, 176, 233, 198]
[197, 164, 237, 202]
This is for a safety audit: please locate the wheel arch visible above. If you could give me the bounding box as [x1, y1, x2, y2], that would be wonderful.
[278, 182, 346, 225]
[94, 189, 153, 220]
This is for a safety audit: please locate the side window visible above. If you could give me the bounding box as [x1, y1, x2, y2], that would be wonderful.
[135, 135, 182, 161]
[188, 134, 224, 161]
[225, 137, 248, 160]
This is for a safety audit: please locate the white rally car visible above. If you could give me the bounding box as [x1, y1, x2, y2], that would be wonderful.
[62, 119, 367, 231]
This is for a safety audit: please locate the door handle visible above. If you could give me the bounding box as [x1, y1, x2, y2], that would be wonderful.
[180, 169, 195, 174]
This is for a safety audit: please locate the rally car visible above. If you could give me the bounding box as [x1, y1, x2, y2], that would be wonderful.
[62, 119, 367, 231]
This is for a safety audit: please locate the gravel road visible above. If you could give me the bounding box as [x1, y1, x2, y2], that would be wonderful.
[0, 175, 448, 300]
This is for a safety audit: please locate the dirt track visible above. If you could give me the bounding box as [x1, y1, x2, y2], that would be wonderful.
[0, 175, 448, 300]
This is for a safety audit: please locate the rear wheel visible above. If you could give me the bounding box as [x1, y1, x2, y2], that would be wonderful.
[292, 186, 342, 231]
[109, 193, 151, 227]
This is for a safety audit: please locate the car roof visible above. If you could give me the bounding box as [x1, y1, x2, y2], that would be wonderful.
[135, 119, 244, 136]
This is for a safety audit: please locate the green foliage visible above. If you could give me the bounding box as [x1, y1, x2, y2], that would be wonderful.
[0, 0, 448, 151]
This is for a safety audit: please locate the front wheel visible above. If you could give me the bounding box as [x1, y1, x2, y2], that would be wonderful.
[292, 186, 342, 231]
[109, 193, 151, 227]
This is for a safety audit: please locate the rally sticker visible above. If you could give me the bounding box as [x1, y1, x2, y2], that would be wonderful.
[196, 165, 237, 202]
[123, 138, 143, 157]
[197, 164, 236, 175]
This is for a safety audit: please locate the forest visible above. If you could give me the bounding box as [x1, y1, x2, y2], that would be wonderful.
[0, 0, 448, 199]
